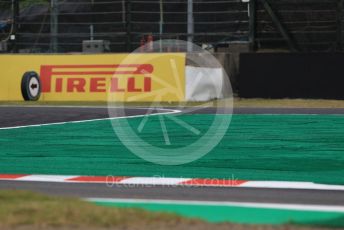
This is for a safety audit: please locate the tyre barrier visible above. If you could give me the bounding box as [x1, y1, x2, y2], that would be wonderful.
[21, 71, 41, 101]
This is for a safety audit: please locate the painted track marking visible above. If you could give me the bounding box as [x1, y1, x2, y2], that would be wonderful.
[0, 107, 181, 130]
[1, 174, 344, 191]
[86, 198, 344, 212]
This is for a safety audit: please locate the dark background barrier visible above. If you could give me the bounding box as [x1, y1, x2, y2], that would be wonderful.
[1, 0, 342, 53]
[239, 53, 344, 99]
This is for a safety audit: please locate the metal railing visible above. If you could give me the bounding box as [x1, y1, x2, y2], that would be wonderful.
[0, 0, 249, 53]
[0, 0, 342, 53]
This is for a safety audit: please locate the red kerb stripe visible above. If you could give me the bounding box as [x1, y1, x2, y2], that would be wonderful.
[0, 174, 27, 179]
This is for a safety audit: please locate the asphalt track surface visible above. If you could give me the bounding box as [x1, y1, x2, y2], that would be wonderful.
[3, 106, 344, 128]
[1, 105, 344, 206]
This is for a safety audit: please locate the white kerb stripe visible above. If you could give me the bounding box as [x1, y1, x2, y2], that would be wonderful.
[241, 181, 344, 191]
[119, 177, 190, 185]
[18, 175, 76, 182]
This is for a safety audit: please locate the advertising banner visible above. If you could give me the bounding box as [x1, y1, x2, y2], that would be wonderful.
[0, 53, 186, 102]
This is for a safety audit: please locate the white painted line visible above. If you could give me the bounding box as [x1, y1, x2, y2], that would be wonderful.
[0, 105, 166, 109]
[86, 198, 344, 213]
[0, 108, 181, 130]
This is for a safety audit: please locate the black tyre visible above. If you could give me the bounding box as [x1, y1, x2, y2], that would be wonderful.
[21, 71, 41, 101]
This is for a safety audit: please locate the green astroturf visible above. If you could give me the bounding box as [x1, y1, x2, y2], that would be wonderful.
[1, 114, 344, 184]
[94, 201, 344, 227]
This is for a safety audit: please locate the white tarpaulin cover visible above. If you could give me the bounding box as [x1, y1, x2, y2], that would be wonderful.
[185, 66, 230, 101]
